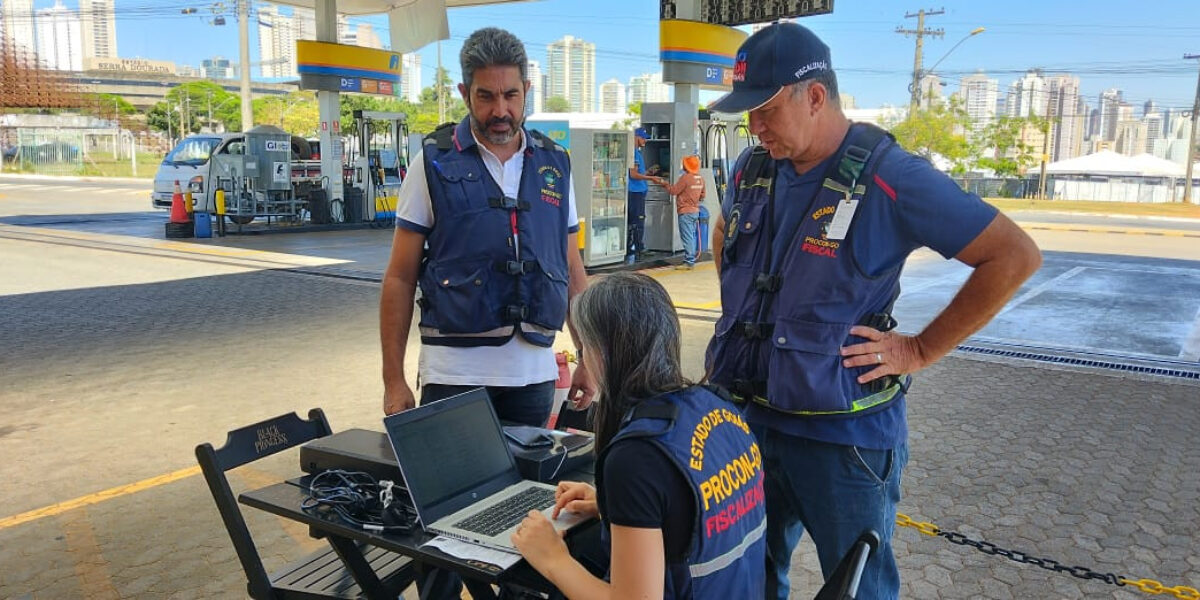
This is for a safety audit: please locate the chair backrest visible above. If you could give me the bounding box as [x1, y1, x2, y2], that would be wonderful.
[195, 409, 333, 600]
[553, 401, 596, 433]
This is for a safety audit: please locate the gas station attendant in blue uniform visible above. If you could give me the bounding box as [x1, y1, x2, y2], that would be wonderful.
[513, 272, 766, 599]
[626, 127, 657, 264]
[381, 28, 593, 428]
[705, 23, 1042, 599]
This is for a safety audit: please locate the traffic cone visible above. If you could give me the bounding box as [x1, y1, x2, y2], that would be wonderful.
[169, 180, 189, 224]
[547, 351, 572, 429]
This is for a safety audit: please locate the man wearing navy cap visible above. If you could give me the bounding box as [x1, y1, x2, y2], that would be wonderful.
[626, 126, 658, 264]
[704, 22, 1041, 599]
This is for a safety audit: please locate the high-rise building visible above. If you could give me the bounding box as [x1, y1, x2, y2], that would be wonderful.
[1098, 89, 1123, 142]
[525, 59, 543, 116]
[257, 5, 315, 78]
[547, 35, 595, 112]
[257, 5, 294, 78]
[916, 73, 942, 110]
[1044, 74, 1083, 162]
[628, 72, 671, 105]
[1115, 119, 1148, 156]
[1005, 69, 1046, 118]
[257, 6, 353, 78]
[1142, 112, 1164, 144]
[355, 23, 382, 49]
[202, 56, 233, 79]
[35, 1, 82, 71]
[960, 71, 998, 126]
[79, 0, 117, 59]
[599, 78, 626, 114]
[2, 0, 37, 56]
[1159, 108, 1173, 138]
[1143, 99, 1156, 118]
[399, 53, 422, 103]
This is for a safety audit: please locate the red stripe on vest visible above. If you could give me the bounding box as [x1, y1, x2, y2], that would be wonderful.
[874, 174, 897, 201]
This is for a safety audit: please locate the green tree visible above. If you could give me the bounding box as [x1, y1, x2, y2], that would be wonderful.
[887, 97, 972, 174]
[974, 115, 1044, 177]
[545, 96, 570, 113]
[147, 81, 240, 135]
[82, 93, 136, 120]
[406, 67, 466, 134]
[253, 92, 320, 136]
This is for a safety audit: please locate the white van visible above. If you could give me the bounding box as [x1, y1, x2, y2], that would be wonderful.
[151, 129, 316, 213]
[150, 134, 229, 210]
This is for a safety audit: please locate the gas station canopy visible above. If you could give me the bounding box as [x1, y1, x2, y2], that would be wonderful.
[265, 0, 532, 16]
[265, 0, 535, 52]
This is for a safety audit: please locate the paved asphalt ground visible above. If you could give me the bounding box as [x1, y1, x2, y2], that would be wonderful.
[1, 177, 1198, 599]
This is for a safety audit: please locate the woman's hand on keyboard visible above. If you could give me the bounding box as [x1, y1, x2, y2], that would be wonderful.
[552, 481, 598, 519]
[513, 510, 569, 572]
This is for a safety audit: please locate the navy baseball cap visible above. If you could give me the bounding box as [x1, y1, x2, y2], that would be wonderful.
[709, 22, 832, 113]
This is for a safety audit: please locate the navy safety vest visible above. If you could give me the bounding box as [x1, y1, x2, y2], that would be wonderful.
[417, 118, 572, 348]
[705, 124, 911, 416]
[596, 386, 766, 599]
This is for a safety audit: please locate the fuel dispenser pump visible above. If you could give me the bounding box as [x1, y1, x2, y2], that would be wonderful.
[640, 101, 698, 253]
[348, 110, 408, 223]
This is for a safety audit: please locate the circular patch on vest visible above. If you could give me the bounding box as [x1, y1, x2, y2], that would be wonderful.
[726, 205, 742, 241]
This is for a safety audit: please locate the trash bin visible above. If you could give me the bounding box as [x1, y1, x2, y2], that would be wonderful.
[697, 205, 710, 254]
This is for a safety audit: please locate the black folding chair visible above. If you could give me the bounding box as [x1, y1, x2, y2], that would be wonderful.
[814, 531, 881, 600]
[195, 408, 414, 599]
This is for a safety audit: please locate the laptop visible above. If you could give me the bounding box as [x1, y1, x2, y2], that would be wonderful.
[383, 388, 588, 552]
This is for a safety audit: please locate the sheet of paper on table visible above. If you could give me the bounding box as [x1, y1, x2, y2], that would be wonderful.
[421, 536, 523, 570]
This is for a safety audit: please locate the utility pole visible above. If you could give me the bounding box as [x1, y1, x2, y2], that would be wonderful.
[207, 90, 213, 133]
[896, 8, 945, 113]
[238, 0, 253, 131]
[1184, 53, 1200, 204]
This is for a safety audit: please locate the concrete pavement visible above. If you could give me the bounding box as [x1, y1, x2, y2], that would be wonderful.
[1, 184, 1198, 598]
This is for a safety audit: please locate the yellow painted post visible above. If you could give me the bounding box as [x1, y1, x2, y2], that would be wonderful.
[214, 189, 226, 216]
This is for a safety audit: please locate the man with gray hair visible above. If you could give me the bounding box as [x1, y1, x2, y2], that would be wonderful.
[380, 24, 594, 598]
[705, 22, 1041, 599]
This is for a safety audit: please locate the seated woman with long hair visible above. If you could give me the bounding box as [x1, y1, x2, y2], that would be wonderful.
[512, 272, 766, 599]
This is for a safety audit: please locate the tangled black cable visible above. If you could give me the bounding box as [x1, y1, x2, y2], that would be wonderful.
[301, 470, 416, 533]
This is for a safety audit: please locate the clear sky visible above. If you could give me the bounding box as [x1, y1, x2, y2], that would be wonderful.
[40, 0, 1200, 111]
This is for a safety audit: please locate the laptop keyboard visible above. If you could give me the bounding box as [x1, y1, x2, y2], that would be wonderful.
[453, 486, 556, 537]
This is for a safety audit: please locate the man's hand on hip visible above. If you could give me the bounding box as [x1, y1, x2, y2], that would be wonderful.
[839, 326, 929, 384]
[383, 382, 416, 415]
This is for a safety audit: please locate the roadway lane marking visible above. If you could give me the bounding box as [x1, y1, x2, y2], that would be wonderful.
[59, 508, 120, 600]
[998, 266, 1088, 316]
[1021, 222, 1200, 238]
[0, 467, 200, 531]
[0, 224, 349, 269]
[675, 299, 721, 310]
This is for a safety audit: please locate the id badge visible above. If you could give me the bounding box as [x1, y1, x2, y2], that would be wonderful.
[824, 198, 859, 241]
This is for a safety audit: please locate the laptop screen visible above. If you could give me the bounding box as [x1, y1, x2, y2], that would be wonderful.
[384, 389, 520, 524]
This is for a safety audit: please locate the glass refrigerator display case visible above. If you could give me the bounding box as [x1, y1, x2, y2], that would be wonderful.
[570, 129, 630, 267]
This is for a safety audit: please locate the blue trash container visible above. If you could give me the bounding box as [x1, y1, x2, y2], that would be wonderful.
[194, 212, 212, 238]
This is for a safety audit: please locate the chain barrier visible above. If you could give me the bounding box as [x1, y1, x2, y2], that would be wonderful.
[895, 513, 1200, 599]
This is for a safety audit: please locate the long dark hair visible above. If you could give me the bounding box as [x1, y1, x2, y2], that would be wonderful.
[570, 272, 690, 451]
